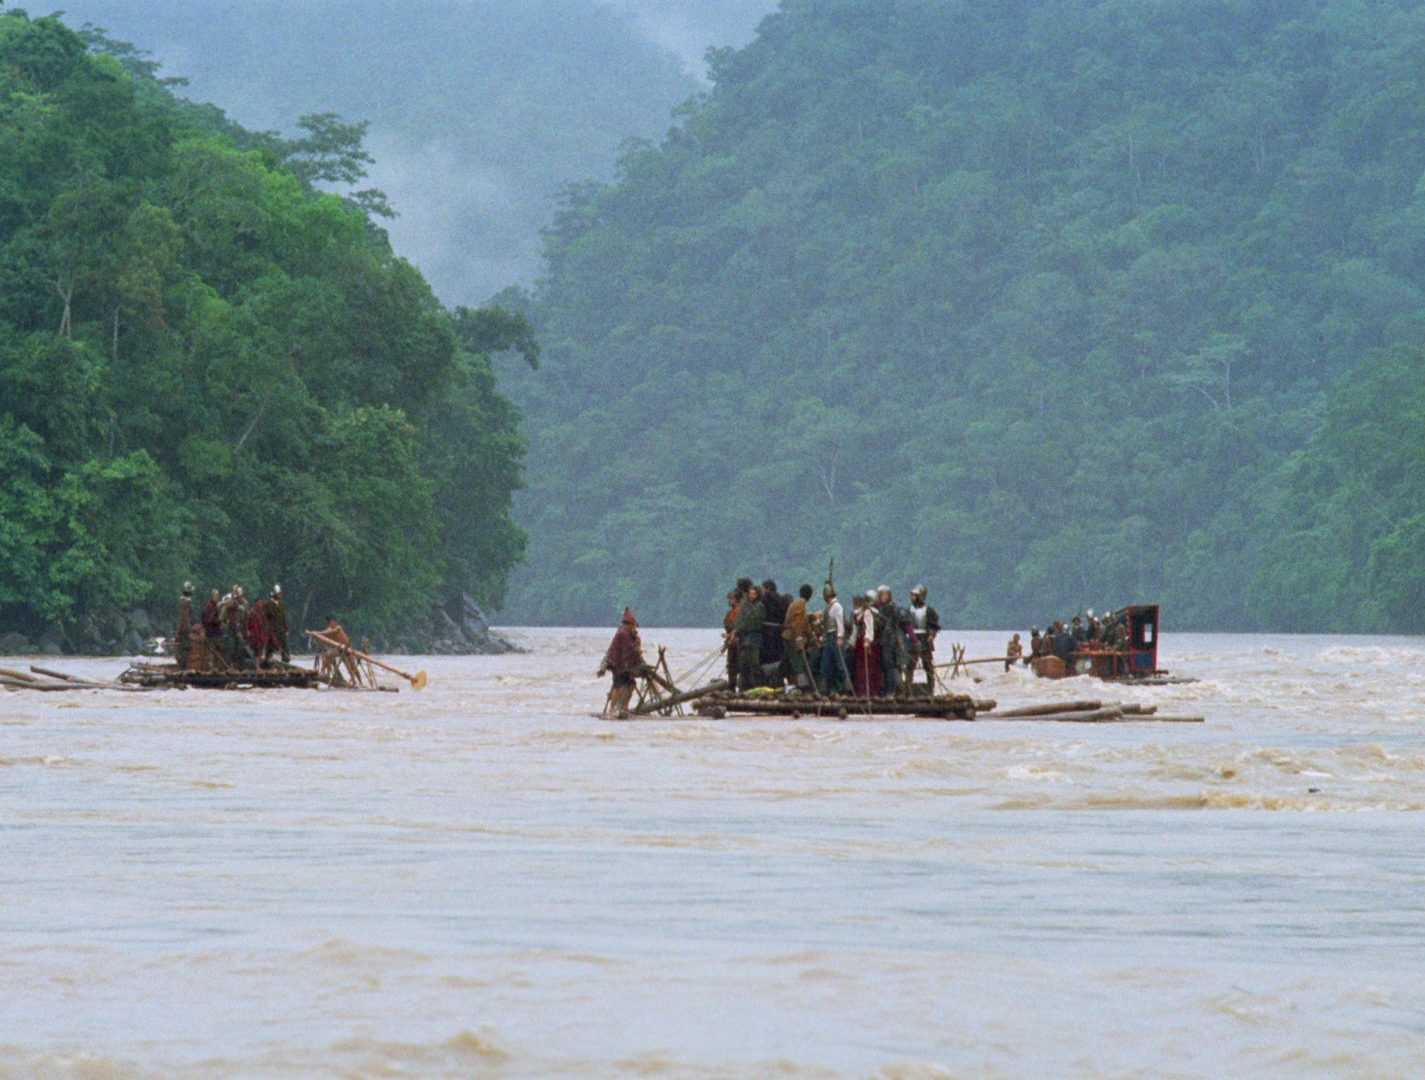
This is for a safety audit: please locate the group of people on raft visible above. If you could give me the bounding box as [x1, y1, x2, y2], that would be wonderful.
[599, 578, 944, 717]
[723, 578, 941, 699]
[173, 581, 291, 672]
[174, 581, 367, 681]
[1002, 610, 1133, 671]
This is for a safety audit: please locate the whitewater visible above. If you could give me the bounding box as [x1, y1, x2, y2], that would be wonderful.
[3, 628, 1423, 1077]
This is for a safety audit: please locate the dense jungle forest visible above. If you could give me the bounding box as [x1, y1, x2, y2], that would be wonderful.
[0, 11, 529, 648]
[503, 0, 1425, 633]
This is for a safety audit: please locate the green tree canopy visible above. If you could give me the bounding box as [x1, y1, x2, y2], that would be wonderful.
[503, 0, 1425, 631]
[0, 11, 527, 644]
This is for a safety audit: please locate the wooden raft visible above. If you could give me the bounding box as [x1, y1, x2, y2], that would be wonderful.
[615, 676, 1204, 724]
[689, 691, 985, 721]
[119, 661, 323, 690]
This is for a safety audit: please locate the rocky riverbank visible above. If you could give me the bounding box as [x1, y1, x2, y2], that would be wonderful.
[0, 594, 523, 657]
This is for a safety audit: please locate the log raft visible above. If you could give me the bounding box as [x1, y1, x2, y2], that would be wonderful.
[119, 661, 323, 689]
[611, 673, 1203, 724]
[688, 690, 983, 721]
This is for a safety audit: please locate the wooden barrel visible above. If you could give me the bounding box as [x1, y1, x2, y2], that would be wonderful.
[1032, 655, 1067, 679]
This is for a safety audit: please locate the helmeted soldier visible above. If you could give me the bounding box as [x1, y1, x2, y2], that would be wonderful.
[905, 584, 940, 689]
[264, 584, 290, 665]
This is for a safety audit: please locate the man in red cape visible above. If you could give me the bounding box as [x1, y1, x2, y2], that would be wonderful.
[599, 607, 645, 717]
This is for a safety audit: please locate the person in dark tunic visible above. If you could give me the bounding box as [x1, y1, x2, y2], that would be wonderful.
[175, 582, 194, 670]
[264, 584, 290, 665]
[874, 586, 907, 696]
[722, 590, 741, 690]
[246, 597, 270, 668]
[758, 579, 787, 680]
[200, 589, 222, 640]
[599, 607, 646, 717]
[732, 584, 766, 692]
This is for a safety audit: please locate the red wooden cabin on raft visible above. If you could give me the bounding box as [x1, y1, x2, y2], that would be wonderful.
[1033, 604, 1163, 681]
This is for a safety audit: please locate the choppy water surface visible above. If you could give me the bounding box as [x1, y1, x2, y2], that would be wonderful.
[3, 629, 1424, 1078]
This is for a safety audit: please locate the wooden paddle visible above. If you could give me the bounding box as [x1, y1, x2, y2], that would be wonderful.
[305, 629, 428, 689]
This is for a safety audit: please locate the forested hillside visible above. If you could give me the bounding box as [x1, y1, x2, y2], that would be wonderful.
[506, 0, 1425, 631]
[0, 12, 528, 650]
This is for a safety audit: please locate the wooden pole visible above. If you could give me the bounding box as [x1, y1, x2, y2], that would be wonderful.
[305, 629, 427, 689]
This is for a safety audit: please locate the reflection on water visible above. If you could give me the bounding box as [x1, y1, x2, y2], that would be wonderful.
[2, 629, 1424, 1076]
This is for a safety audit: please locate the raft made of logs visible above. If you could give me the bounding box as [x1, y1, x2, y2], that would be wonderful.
[686, 690, 985, 721]
[119, 661, 325, 690]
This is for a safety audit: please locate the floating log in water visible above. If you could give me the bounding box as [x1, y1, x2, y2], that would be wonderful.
[991, 700, 1103, 718]
[987, 706, 1200, 723]
[1, 674, 72, 691]
[1, 665, 151, 692]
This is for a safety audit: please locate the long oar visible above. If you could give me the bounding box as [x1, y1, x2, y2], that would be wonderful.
[306, 629, 427, 689]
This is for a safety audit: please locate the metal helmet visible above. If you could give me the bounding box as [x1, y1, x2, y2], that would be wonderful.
[272, 583, 282, 596]
[182, 581, 193, 595]
[911, 584, 926, 599]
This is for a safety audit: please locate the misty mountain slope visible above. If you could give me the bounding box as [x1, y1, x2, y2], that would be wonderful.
[49, 0, 711, 304]
[0, 11, 529, 643]
[505, 0, 1425, 631]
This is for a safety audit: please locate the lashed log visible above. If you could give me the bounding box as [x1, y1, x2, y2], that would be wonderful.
[629, 679, 728, 716]
[1, 675, 81, 691]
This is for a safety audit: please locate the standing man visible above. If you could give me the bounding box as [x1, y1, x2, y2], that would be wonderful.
[199, 589, 222, 670]
[874, 586, 907, 696]
[759, 579, 787, 682]
[733, 583, 766, 692]
[246, 594, 270, 668]
[722, 589, 741, 690]
[223, 586, 251, 668]
[175, 582, 194, 670]
[818, 584, 850, 695]
[599, 607, 646, 717]
[264, 584, 290, 665]
[781, 584, 816, 691]
[905, 584, 940, 690]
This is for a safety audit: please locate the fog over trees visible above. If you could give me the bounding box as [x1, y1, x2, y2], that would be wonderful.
[46, 0, 778, 305]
